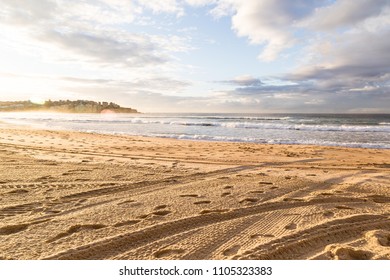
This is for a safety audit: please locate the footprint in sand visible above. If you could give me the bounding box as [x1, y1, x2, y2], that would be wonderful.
[223, 245, 241, 256]
[366, 230, 390, 247]
[239, 198, 258, 204]
[153, 205, 168, 210]
[259, 181, 273, 185]
[152, 210, 172, 216]
[7, 189, 29, 195]
[113, 220, 141, 227]
[0, 224, 29, 235]
[47, 224, 106, 243]
[35, 176, 54, 181]
[320, 192, 334, 196]
[200, 209, 227, 215]
[368, 195, 390, 204]
[117, 199, 136, 206]
[325, 245, 373, 260]
[335, 205, 354, 210]
[179, 194, 199, 198]
[323, 211, 335, 218]
[75, 178, 88, 182]
[44, 209, 62, 214]
[138, 214, 150, 219]
[101, 182, 116, 186]
[193, 200, 211, 205]
[249, 190, 264, 194]
[153, 248, 185, 259]
[285, 222, 297, 230]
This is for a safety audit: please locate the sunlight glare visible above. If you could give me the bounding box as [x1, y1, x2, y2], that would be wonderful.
[30, 96, 46, 105]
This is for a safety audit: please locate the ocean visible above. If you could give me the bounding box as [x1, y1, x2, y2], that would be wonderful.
[1, 112, 389, 149]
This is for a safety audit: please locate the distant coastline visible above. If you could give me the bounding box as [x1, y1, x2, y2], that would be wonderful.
[0, 100, 139, 114]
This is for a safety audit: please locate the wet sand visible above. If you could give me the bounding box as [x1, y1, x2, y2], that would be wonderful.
[0, 124, 390, 260]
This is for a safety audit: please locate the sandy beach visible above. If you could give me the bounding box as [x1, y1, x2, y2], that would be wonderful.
[0, 124, 389, 260]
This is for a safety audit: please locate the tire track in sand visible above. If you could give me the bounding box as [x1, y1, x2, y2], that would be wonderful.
[234, 214, 390, 260]
[44, 195, 369, 259]
[0, 165, 256, 222]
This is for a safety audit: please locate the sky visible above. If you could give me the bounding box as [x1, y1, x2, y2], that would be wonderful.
[0, 0, 389, 113]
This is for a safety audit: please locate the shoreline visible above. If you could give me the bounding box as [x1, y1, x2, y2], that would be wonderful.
[0, 125, 389, 260]
[1, 120, 389, 151]
[1, 112, 389, 149]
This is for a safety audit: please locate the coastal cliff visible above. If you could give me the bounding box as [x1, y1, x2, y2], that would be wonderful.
[0, 100, 138, 113]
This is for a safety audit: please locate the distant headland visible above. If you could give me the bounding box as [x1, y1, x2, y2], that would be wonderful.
[0, 100, 139, 114]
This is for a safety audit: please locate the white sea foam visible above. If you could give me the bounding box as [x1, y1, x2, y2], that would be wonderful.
[134, 133, 390, 149]
[0, 112, 389, 149]
[220, 122, 390, 132]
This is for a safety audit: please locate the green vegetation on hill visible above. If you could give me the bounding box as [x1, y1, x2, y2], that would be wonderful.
[0, 100, 138, 113]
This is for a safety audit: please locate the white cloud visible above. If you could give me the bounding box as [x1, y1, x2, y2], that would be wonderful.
[0, 0, 57, 25]
[0, 0, 389, 113]
[185, 0, 215, 6]
[208, 0, 390, 112]
[232, 75, 262, 87]
[300, 0, 389, 30]
[209, 0, 235, 17]
[0, 0, 140, 26]
[219, 75, 263, 87]
[358, 5, 390, 33]
[0, 0, 196, 111]
[288, 18, 390, 98]
[209, 0, 390, 65]
[0, 0, 195, 66]
[137, 0, 184, 16]
[40, 30, 169, 67]
[209, 0, 324, 61]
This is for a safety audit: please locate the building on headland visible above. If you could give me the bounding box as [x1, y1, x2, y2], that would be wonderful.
[0, 100, 139, 113]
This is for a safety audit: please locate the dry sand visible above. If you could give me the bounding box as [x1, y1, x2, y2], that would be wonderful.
[0, 124, 390, 260]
